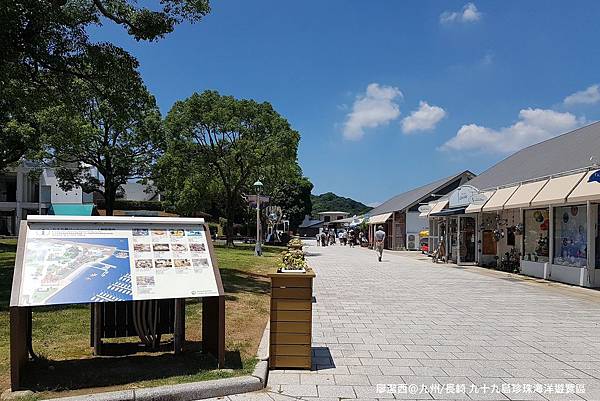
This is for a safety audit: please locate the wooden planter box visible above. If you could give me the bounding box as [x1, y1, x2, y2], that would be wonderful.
[268, 268, 315, 369]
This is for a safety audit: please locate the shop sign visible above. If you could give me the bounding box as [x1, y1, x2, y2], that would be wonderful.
[449, 185, 480, 208]
[418, 204, 431, 214]
[588, 169, 600, 183]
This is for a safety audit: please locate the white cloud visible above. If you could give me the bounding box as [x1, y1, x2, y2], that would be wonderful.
[343, 83, 403, 140]
[440, 3, 482, 24]
[440, 108, 583, 153]
[401, 101, 447, 134]
[480, 51, 494, 66]
[564, 84, 600, 106]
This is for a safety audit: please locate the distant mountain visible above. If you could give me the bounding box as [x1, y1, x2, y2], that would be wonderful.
[311, 192, 372, 217]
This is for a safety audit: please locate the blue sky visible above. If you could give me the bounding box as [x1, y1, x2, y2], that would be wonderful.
[92, 1, 600, 206]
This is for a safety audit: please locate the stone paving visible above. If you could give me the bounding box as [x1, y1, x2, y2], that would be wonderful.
[220, 241, 600, 401]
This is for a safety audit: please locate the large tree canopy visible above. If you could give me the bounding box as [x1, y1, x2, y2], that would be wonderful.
[0, 0, 210, 171]
[161, 90, 301, 244]
[39, 48, 162, 216]
[262, 165, 313, 231]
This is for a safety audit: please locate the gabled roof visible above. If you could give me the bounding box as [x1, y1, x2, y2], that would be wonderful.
[369, 171, 474, 215]
[468, 121, 600, 191]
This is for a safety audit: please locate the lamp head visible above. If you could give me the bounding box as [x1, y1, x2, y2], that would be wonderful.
[253, 180, 263, 193]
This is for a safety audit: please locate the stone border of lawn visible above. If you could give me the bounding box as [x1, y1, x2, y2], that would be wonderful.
[1, 323, 271, 401]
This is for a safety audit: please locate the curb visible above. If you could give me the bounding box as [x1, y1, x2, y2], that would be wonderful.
[256, 321, 270, 362]
[55, 376, 264, 401]
[5, 323, 273, 401]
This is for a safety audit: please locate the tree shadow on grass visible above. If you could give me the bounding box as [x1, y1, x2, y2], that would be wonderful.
[22, 341, 243, 392]
[219, 268, 270, 302]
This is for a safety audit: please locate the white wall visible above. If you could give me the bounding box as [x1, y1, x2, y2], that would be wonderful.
[406, 211, 428, 234]
[41, 169, 83, 204]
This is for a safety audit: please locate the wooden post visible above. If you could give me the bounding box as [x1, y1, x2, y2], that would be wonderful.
[173, 299, 186, 354]
[10, 306, 29, 390]
[92, 303, 102, 355]
[201, 223, 226, 367]
[202, 296, 225, 367]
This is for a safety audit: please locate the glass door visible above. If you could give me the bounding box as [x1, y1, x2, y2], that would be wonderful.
[449, 218, 458, 263]
[459, 216, 476, 264]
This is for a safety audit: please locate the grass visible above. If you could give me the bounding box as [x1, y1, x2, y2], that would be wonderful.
[0, 239, 282, 398]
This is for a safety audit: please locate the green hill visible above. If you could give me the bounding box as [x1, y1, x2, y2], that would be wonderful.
[311, 192, 372, 217]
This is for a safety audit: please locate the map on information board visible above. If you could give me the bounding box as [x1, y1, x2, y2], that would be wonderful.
[16, 222, 220, 306]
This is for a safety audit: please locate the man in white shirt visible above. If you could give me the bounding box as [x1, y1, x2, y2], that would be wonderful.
[375, 225, 386, 262]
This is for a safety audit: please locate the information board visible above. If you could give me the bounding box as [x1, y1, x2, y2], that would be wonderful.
[13, 217, 220, 306]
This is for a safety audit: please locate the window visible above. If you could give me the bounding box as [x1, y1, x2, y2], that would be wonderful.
[323, 216, 330, 222]
[523, 208, 549, 263]
[553, 205, 587, 268]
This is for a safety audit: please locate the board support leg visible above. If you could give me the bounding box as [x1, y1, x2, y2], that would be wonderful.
[10, 306, 29, 391]
[92, 303, 102, 355]
[173, 298, 185, 354]
[202, 295, 225, 367]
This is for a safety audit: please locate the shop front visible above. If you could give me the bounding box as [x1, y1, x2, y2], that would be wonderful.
[428, 185, 479, 265]
[458, 168, 600, 287]
[539, 169, 600, 287]
[521, 207, 550, 278]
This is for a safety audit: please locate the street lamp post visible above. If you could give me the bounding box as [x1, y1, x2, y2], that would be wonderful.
[254, 180, 263, 256]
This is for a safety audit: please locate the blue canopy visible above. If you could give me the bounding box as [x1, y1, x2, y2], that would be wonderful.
[49, 203, 95, 216]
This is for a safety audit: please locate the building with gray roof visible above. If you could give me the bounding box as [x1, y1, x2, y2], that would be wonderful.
[468, 121, 600, 191]
[368, 170, 474, 250]
[425, 121, 600, 288]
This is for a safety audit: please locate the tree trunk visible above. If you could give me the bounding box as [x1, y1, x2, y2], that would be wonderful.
[225, 205, 235, 247]
[220, 191, 234, 246]
[105, 181, 115, 216]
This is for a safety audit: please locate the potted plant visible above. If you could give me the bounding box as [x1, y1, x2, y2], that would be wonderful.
[279, 238, 307, 273]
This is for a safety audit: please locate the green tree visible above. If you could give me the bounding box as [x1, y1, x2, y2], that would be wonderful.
[163, 90, 300, 245]
[265, 167, 313, 231]
[0, 0, 210, 171]
[311, 192, 372, 216]
[39, 48, 162, 215]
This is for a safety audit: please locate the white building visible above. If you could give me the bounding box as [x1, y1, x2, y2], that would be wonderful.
[366, 171, 474, 250]
[425, 122, 600, 288]
[316, 211, 349, 223]
[0, 162, 92, 235]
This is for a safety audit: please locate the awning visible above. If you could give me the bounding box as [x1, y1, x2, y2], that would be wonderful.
[465, 190, 495, 214]
[49, 203, 95, 216]
[430, 206, 466, 217]
[328, 217, 354, 224]
[503, 180, 548, 209]
[482, 186, 519, 212]
[368, 212, 392, 225]
[428, 200, 448, 216]
[567, 170, 600, 203]
[531, 172, 586, 207]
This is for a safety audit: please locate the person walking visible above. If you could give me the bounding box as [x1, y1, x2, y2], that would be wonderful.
[375, 225, 386, 262]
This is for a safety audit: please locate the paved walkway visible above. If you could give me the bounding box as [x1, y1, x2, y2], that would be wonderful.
[223, 242, 600, 401]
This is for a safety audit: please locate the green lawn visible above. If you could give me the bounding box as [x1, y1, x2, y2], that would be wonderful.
[0, 239, 281, 397]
